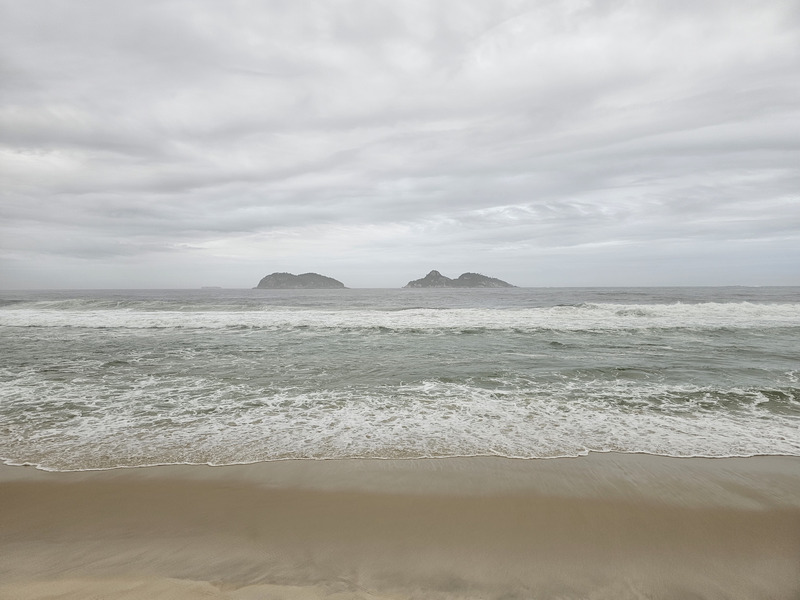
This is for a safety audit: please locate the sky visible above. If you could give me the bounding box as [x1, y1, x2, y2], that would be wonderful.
[1, 0, 799, 289]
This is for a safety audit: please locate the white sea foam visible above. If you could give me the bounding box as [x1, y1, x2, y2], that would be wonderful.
[2, 302, 799, 331]
[2, 373, 798, 471]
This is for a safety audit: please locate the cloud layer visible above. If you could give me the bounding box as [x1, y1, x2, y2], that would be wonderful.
[2, 0, 799, 288]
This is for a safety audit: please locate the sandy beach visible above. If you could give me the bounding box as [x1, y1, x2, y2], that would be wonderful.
[1, 453, 799, 599]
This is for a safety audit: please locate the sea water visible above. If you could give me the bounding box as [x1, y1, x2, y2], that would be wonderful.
[0, 287, 798, 471]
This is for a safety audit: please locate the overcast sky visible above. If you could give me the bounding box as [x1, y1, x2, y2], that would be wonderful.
[1, 0, 798, 289]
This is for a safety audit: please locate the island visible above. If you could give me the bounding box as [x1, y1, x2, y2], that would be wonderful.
[255, 272, 346, 289]
[404, 270, 514, 288]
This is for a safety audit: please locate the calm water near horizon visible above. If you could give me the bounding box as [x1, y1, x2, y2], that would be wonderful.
[1, 287, 798, 470]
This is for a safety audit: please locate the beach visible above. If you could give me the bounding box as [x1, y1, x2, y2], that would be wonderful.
[2, 288, 799, 598]
[2, 453, 799, 600]
[4, 0, 800, 594]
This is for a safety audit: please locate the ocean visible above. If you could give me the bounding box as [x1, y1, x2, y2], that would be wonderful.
[1, 287, 798, 471]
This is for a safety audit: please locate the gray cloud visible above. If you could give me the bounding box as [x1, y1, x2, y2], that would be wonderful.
[1, 0, 799, 288]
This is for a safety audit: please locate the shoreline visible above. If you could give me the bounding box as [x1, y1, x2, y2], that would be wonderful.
[5, 447, 800, 470]
[2, 453, 799, 599]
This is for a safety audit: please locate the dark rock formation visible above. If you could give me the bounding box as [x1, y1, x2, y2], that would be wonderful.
[404, 270, 514, 288]
[405, 270, 452, 288]
[255, 272, 346, 289]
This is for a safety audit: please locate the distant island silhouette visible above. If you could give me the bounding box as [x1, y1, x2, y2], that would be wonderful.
[255, 272, 346, 289]
[404, 270, 514, 288]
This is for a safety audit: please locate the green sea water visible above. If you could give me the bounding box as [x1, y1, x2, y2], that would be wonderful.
[1, 287, 798, 470]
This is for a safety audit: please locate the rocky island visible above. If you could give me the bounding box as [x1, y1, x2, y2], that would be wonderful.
[255, 272, 346, 289]
[404, 270, 514, 288]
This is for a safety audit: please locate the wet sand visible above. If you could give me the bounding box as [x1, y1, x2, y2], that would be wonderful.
[1, 454, 799, 599]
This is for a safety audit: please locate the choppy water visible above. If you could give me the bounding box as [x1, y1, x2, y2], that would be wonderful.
[1, 287, 798, 471]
